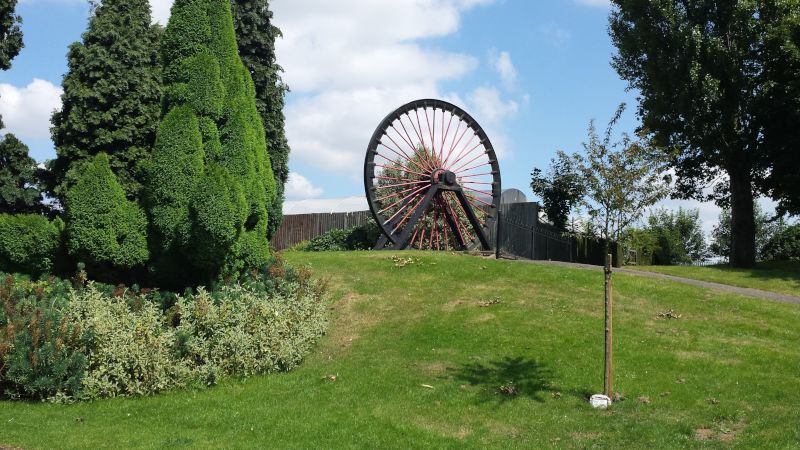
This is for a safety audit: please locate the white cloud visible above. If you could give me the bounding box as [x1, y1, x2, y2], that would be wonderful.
[0, 79, 62, 139]
[575, 0, 610, 7]
[489, 50, 518, 88]
[285, 172, 324, 199]
[272, 0, 495, 179]
[283, 196, 368, 214]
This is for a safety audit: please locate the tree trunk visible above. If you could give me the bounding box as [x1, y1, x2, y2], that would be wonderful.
[727, 164, 756, 268]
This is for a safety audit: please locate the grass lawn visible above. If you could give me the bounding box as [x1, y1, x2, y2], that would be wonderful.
[2, 251, 800, 449]
[631, 261, 800, 297]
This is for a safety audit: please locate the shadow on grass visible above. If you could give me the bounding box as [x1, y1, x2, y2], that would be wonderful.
[447, 356, 557, 403]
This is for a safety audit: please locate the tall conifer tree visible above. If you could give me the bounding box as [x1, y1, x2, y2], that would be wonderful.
[231, 0, 289, 239]
[49, 0, 162, 202]
[148, 0, 275, 286]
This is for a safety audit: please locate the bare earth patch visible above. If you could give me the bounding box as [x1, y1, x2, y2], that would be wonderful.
[695, 418, 747, 442]
[413, 416, 473, 440]
[469, 313, 496, 323]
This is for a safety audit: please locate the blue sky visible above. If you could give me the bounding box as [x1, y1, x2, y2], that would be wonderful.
[0, 0, 754, 233]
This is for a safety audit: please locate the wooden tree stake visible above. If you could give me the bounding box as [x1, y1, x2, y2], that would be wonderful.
[604, 253, 614, 398]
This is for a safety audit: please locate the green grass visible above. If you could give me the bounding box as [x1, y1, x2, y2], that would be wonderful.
[2, 251, 800, 449]
[631, 261, 800, 297]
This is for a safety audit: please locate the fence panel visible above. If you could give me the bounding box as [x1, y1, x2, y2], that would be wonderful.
[272, 210, 373, 250]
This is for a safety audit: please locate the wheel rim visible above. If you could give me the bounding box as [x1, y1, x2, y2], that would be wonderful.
[364, 99, 502, 250]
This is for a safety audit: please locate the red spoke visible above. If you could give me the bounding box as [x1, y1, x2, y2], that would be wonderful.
[376, 148, 428, 176]
[378, 184, 430, 214]
[375, 163, 429, 178]
[442, 123, 471, 168]
[374, 175, 425, 183]
[463, 186, 493, 196]
[448, 141, 484, 172]
[381, 135, 429, 173]
[376, 184, 424, 202]
[444, 133, 478, 170]
[454, 161, 492, 175]
[374, 180, 429, 190]
[386, 127, 433, 173]
[445, 193, 468, 246]
[414, 110, 427, 152]
[465, 192, 494, 208]
[455, 172, 494, 179]
[385, 191, 424, 228]
[392, 194, 426, 234]
[424, 107, 434, 160]
[396, 119, 434, 172]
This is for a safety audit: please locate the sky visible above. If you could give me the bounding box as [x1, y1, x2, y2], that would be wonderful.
[0, 0, 777, 235]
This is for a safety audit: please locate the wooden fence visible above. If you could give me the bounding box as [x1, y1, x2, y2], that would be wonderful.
[272, 210, 373, 250]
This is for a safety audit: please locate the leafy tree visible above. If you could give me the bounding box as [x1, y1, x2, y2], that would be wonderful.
[48, 0, 162, 202]
[609, 0, 800, 268]
[710, 203, 779, 262]
[646, 207, 707, 265]
[65, 153, 148, 278]
[575, 105, 671, 256]
[0, 129, 44, 214]
[231, 0, 290, 239]
[762, 223, 800, 262]
[148, 0, 275, 286]
[530, 150, 584, 229]
[0, 0, 23, 70]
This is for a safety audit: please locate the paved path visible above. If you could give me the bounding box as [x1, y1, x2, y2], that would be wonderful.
[518, 259, 800, 306]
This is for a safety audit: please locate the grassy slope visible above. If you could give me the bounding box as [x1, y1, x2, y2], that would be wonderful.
[631, 261, 800, 297]
[2, 252, 799, 449]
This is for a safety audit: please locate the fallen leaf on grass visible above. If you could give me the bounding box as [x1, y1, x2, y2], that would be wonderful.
[657, 309, 682, 319]
[707, 397, 720, 405]
[421, 384, 435, 389]
[478, 298, 502, 307]
[637, 396, 651, 404]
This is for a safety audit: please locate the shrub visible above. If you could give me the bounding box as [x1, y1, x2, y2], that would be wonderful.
[305, 222, 381, 252]
[0, 259, 327, 401]
[0, 214, 64, 276]
[149, 0, 275, 287]
[65, 153, 149, 277]
[0, 275, 86, 401]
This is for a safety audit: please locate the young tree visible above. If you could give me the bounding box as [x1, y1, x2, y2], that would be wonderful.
[575, 105, 670, 399]
[231, 0, 290, 239]
[48, 0, 162, 202]
[610, 0, 800, 268]
[530, 150, 584, 229]
[0, 129, 44, 214]
[0, 0, 23, 70]
[577, 105, 671, 256]
[65, 153, 149, 278]
[148, 0, 275, 286]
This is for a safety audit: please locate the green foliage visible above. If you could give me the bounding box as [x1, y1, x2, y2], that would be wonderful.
[65, 154, 149, 277]
[149, 0, 275, 287]
[0, 133, 46, 214]
[645, 208, 707, 265]
[610, 0, 800, 266]
[231, 0, 290, 239]
[530, 150, 584, 229]
[304, 223, 381, 252]
[763, 223, 800, 262]
[0, 275, 86, 401]
[574, 105, 671, 253]
[0, 214, 64, 276]
[0, 0, 23, 70]
[48, 0, 162, 203]
[0, 259, 327, 401]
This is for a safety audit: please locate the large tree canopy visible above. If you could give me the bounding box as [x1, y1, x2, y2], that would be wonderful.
[231, 0, 290, 239]
[610, 0, 800, 267]
[148, 0, 276, 286]
[48, 0, 162, 203]
[0, 0, 23, 70]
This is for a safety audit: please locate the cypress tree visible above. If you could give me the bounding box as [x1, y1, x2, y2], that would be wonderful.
[0, 0, 23, 70]
[49, 0, 162, 203]
[65, 153, 149, 276]
[149, 0, 275, 285]
[231, 0, 290, 239]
